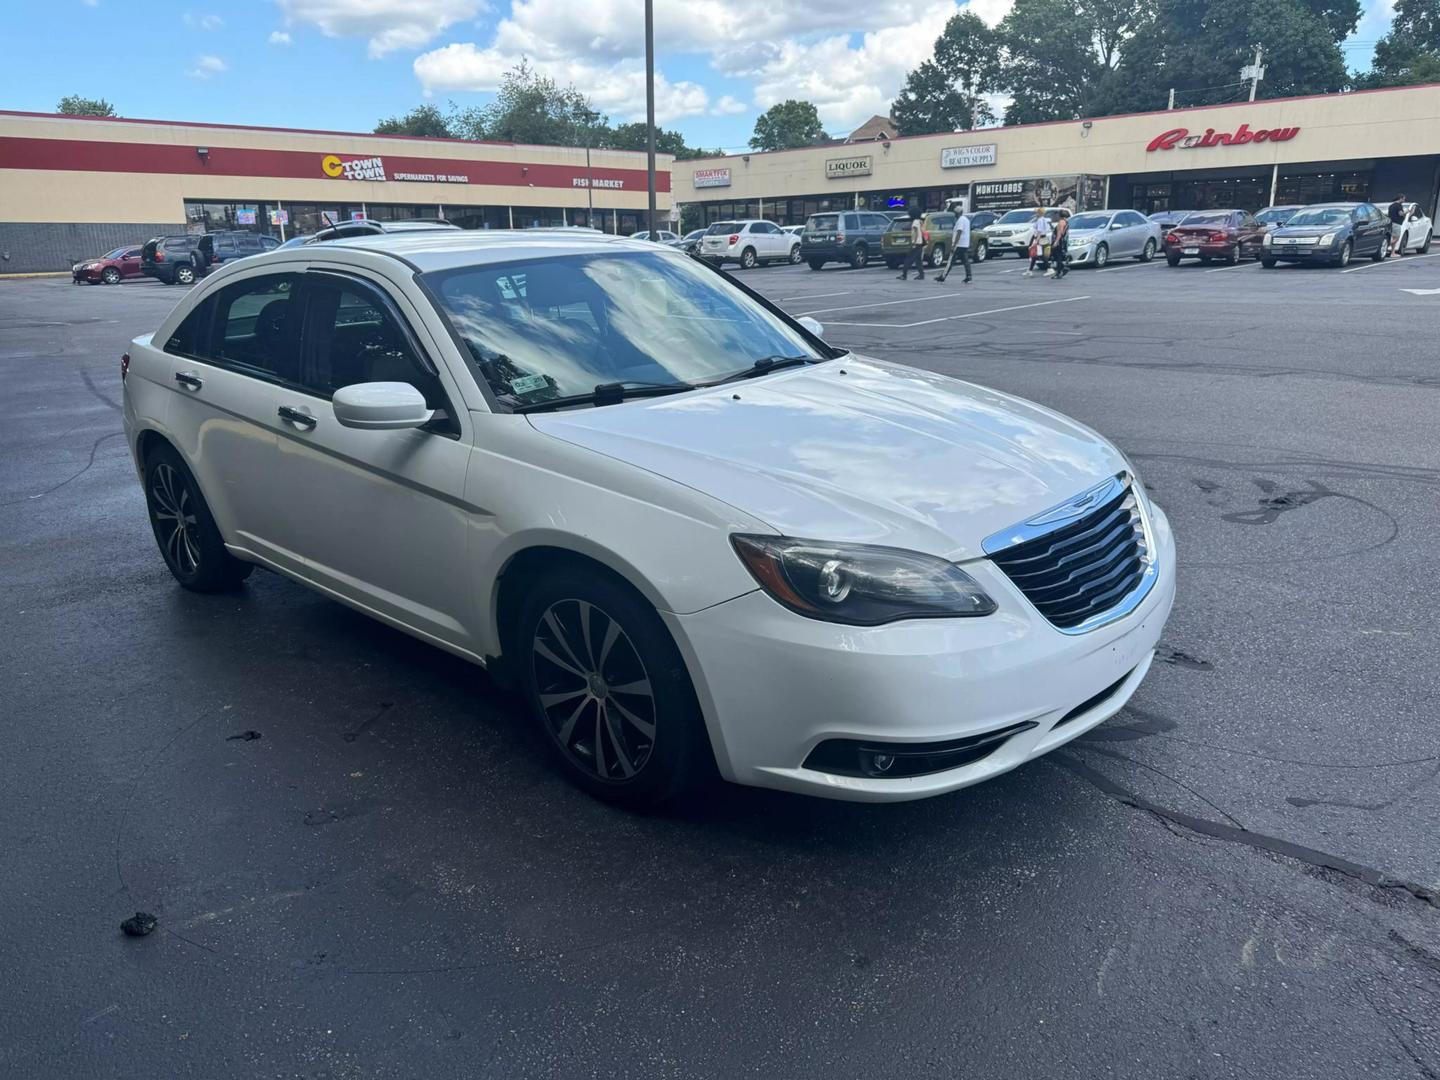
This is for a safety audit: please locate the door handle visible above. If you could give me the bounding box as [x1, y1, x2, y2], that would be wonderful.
[278, 405, 317, 430]
[173, 371, 203, 390]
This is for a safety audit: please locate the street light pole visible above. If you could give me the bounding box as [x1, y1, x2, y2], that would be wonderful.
[644, 0, 657, 239]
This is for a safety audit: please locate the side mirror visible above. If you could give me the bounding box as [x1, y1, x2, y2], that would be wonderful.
[333, 382, 434, 430]
[1110, 221, 1125, 230]
[798, 316, 825, 338]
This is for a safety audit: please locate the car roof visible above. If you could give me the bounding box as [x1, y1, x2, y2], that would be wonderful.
[316, 229, 679, 272]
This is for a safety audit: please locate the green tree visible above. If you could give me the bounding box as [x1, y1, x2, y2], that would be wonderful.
[1357, 0, 1440, 86]
[1104, 0, 1353, 113]
[991, 0, 1153, 122]
[56, 95, 115, 117]
[605, 121, 722, 160]
[450, 59, 602, 145]
[374, 104, 454, 138]
[891, 13, 998, 135]
[749, 100, 827, 150]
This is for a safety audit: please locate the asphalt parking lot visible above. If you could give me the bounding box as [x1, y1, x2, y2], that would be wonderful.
[4, 252, 1440, 1078]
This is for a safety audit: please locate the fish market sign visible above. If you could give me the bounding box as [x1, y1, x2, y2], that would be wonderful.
[940, 144, 997, 169]
[322, 154, 387, 181]
[825, 155, 872, 179]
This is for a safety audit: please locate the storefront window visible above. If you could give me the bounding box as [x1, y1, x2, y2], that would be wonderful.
[183, 200, 279, 237]
[1275, 171, 1372, 206]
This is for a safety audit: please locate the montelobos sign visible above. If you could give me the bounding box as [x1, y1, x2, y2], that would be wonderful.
[1146, 124, 1300, 151]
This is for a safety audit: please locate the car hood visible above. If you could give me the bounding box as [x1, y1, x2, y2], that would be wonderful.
[1067, 228, 1108, 241]
[1271, 224, 1344, 238]
[527, 357, 1127, 561]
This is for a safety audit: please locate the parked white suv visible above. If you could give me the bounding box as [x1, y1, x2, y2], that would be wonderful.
[121, 231, 1174, 807]
[699, 220, 802, 268]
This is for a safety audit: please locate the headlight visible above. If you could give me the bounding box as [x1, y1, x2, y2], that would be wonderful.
[1262, 233, 1272, 247]
[1318, 232, 1337, 246]
[731, 535, 996, 625]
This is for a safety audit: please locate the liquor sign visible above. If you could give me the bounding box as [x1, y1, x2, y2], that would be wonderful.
[940, 144, 997, 169]
[1146, 123, 1299, 152]
[692, 167, 732, 189]
[825, 155, 872, 180]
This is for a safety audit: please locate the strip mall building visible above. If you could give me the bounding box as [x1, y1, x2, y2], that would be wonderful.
[673, 84, 1440, 227]
[0, 110, 672, 273]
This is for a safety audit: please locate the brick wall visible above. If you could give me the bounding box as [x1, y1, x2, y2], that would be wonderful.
[0, 222, 186, 274]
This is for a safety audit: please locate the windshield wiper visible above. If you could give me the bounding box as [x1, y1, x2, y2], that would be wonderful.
[510, 380, 696, 414]
[701, 355, 816, 387]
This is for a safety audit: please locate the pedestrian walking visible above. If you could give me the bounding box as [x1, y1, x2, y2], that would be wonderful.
[935, 207, 972, 284]
[897, 208, 926, 280]
[1048, 213, 1069, 279]
[1387, 194, 1407, 256]
[1023, 208, 1052, 278]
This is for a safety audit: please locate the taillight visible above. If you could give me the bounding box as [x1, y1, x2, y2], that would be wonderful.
[728, 234, 739, 245]
[1165, 232, 1178, 244]
[120, 352, 130, 383]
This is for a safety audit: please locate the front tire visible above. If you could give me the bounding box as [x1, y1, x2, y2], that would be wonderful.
[1420, 229, 1432, 254]
[1093, 243, 1109, 269]
[1139, 238, 1156, 262]
[739, 247, 758, 270]
[1397, 232, 1408, 256]
[788, 244, 802, 264]
[518, 570, 711, 808]
[1372, 235, 1390, 261]
[102, 267, 121, 284]
[1336, 240, 1352, 267]
[143, 444, 253, 592]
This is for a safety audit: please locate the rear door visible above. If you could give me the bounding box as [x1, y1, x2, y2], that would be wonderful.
[262, 271, 478, 648]
[158, 271, 303, 572]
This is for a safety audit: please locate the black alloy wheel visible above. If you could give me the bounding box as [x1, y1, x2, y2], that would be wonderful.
[143, 445, 253, 592]
[519, 570, 710, 807]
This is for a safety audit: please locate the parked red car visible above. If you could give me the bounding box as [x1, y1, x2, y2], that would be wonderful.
[1162, 210, 1266, 266]
[72, 246, 144, 285]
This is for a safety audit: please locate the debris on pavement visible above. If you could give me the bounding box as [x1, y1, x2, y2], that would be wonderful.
[226, 730, 262, 741]
[119, 912, 158, 937]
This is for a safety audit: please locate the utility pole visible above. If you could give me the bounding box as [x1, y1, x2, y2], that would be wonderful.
[644, 0, 657, 240]
[1245, 45, 1265, 102]
[1167, 88, 1175, 110]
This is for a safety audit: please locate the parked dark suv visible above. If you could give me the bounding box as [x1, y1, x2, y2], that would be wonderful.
[140, 235, 206, 285]
[207, 230, 280, 265]
[800, 210, 893, 269]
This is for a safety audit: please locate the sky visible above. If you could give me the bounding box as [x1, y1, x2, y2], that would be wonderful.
[0, 0, 1395, 152]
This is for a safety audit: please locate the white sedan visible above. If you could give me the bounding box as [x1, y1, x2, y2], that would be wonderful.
[1393, 202, 1434, 255]
[121, 231, 1175, 807]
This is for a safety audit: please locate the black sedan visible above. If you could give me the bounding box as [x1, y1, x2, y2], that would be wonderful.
[1261, 203, 1392, 268]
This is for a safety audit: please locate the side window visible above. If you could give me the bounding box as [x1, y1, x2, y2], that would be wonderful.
[164, 298, 212, 357]
[301, 281, 450, 416]
[125, 248, 142, 259]
[206, 273, 303, 380]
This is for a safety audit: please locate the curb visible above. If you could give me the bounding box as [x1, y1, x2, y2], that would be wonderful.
[0, 271, 70, 280]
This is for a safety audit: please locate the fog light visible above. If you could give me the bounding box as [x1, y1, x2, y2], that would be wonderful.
[862, 751, 896, 776]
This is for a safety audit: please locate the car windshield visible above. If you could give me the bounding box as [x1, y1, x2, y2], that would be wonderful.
[1067, 213, 1111, 230]
[997, 210, 1038, 225]
[684, 230, 705, 240]
[1285, 207, 1350, 226]
[705, 222, 740, 235]
[102, 248, 127, 259]
[423, 250, 824, 407]
[807, 215, 839, 231]
[1182, 212, 1231, 225]
[1255, 208, 1295, 223]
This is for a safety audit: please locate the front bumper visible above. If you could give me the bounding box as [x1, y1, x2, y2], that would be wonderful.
[72, 268, 103, 282]
[1264, 242, 1338, 262]
[986, 234, 1028, 253]
[666, 502, 1177, 801]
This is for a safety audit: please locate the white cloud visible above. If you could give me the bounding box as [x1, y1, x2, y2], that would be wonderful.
[183, 11, 224, 29]
[188, 54, 227, 78]
[269, 30, 292, 45]
[415, 44, 712, 122]
[276, 0, 485, 57]
[711, 95, 748, 116]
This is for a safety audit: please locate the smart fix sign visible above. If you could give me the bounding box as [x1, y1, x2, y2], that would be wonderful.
[321, 154, 387, 180]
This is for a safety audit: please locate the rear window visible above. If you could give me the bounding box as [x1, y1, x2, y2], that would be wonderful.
[1182, 212, 1231, 226]
[807, 215, 839, 232]
[706, 222, 740, 235]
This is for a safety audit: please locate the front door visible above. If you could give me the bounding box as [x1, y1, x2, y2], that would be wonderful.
[265, 271, 478, 650]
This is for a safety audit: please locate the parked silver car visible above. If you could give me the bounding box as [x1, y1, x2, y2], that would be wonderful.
[1062, 209, 1162, 268]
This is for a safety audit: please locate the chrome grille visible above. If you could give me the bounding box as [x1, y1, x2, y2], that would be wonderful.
[986, 476, 1151, 632]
